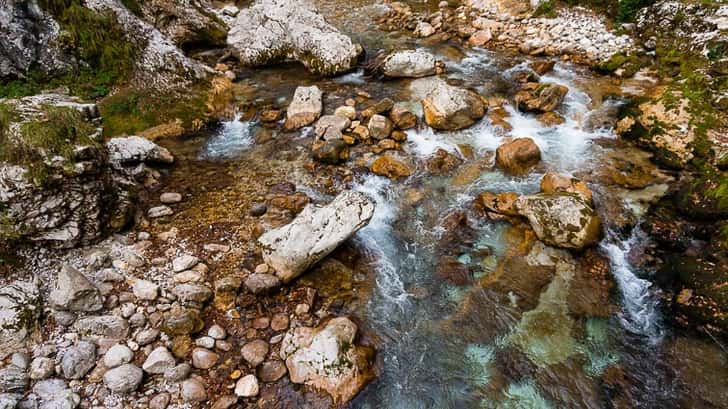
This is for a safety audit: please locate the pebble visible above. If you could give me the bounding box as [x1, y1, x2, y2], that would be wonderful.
[160, 192, 183, 204]
[181, 378, 207, 402]
[172, 255, 199, 272]
[241, 340, 269, 367]
[212, 395, 239, 409]
[147, 206, 173, 218]
[208, 324, 226, 340]
[104, 344, 134, 369]
[142, 346, 176, 374]
[132, 279, 159, 301]
[103, 364, 143, 394]
[258, 360, 287, 382]
[234, 374, 259, 397]
[135, 328, 160, 346]
[270, 313, 289, 331]
[191, 348, 219, 369]
[196, 336, 216, 349]
[61, 341, 96, 379]
[164, 363, 192, 382]
[29, 357, 55, 380]
[150, 393, 171, 409]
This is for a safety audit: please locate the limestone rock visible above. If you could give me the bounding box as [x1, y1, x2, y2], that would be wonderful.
[540, 172, 593, 205]
[227, 0, 362, 76]
[60, 341, 96, 380]
[103, 364, 142, 394]
[515, 83, 569, 113]
[285, 86, 323, 130]
[107, 136, 174, 168]
[380, 49, 438, 78]
[370, 154, 413, 179]
[258, 190, 375, 282]
[73, 315, 129, 339]
[143, 347, 176, 374]
[422, 81, 486, 130]
[50, 265, 103, 312]
[285, 317, 374, 403]
[0, 281, 40, 360]
[516, 193, 601, 250]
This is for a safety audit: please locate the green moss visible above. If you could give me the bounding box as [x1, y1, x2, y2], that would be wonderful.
[533, 1, 557, 18]
[0, 0, 138, 100]
[0, 106, 98, 186]
[99, 87, 210, 137]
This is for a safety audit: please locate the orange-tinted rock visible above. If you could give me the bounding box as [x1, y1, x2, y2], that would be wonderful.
[495, 138, 541, 174]
[370, 155, 413, 179]
[426, 148, 463, 176]
[540, 172, 593, 205]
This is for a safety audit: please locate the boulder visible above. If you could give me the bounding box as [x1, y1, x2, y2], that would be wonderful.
[368, 115, 393, 140]
[369, 155, 414, 179]
[285, 317, 374, 403]
[422, 81, 486, 130]
[227, 0, 362, 76]
[258, 190, 375, 282]
[515, 83, 569, 113]
[540, 172, 593, 205]
[312, 114, 351, 164]
[285, 86, 323, 130]
[380, 49, 438, 78]
[516, 193, 602, 250]
[131, 0, 228, 49]
[106, 136, 174, 168]
[0, 281, 40, 360]
[49, 265, 103, 312]
[495, 138, 541, 174]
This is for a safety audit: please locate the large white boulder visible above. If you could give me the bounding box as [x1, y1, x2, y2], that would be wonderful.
[227, 0, 362, 76]
[258, 190, 374, 282]
[380, 49, 438, 78]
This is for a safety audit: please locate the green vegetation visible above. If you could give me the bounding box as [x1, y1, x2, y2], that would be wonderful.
[0, 0, 137, 100]
[99, 88, 211, 137]
[0, 106, 98, 185]
[533, 1, 557, 18]
[553, 0, 655, 23]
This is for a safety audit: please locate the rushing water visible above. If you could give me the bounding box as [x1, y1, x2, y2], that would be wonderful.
[180, 1, 728, 407]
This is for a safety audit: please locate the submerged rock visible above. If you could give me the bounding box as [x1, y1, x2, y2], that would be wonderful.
[227, 0, 362, 76]
[370, 154, 414, 179]
[495, 138, 541, 175]
[422, 80, 486, 131]
[258, 190, 375, 283]
[516, 193, 601, 250]
[285, 317, 374, 403]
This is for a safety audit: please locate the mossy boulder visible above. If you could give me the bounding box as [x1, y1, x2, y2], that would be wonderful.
[674, 174, 728, 220]
[0, 281, 41, 360]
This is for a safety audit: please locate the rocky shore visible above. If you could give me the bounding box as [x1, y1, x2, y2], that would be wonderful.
[1, 0, 728, 407]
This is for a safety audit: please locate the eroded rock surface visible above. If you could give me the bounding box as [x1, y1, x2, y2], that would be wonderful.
[516, 193, 601, 250]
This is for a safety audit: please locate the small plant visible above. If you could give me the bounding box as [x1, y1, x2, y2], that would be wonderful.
[534, 1, 557, 18]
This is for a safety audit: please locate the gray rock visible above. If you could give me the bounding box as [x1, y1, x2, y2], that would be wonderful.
[147, 206, 173, 218]
[422, 79, 486, 131]
[73, 315, 129, 339]
[234, 374, 259, 397]
[131, 279, 159, 301]
[159, 192, 182, 204]
[258, 190, 375, 282]
[135, 328, 160, 346]
[180, 378, 207, 402]
[381, 49, 438, 78]
[515, 193, 602, 250]
[107, 136, 174, 168]
[227, 0, 362, 76]
[172, 255, 199, 273]
[29, 358, 55, 380]
[172, 283, 212, 304]
[244, 274, 281, 294]
[368, 114, 393, 140]
[32, 379, 79, 409]
[164, 363, 192, 382]
[208, 325, 226, 340]
[142, 347, 175, 374]
[0, 281, 40, 360]
[285, 86, 323, 130]
[103, 364, 143, 394]
[150, 392, 170, 409]
[0, 393, 22, 409]
[103, 344, 134, 369]
[60, 342, 96, 380]
[0, 364, 28, 393]
[50, 265, 103, 312]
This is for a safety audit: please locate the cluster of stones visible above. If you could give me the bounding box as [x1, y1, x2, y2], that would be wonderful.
[378, 1, 633, 63]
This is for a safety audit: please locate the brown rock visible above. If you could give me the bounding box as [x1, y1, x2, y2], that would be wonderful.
[352, 125, 370, 140]
[391, 130, 407, 142]
[241, 340, 270, 367]
[389, 106, 417, 130]
[495, 138, 541, 174]
[426, 148, 463, 175]
[361, 98, 394, 118]
[258, 360, 288, 382]
[531, 60, 555, 75]
[540, 172, 593, 204]
[536, 111, 565, 127]
[368, 114, 393, 139]
[468, 29, 492, 46]
[475, 192, 520, 216]
[260, 110, 282, 123]
[437, 256, 471, 285]
[515, 83, 568, 113]
[271, 313, 290, 331]
[370, 155, 413, 179]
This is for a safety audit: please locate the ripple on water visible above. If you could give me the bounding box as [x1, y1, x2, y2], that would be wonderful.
[199, 116, 256, 161]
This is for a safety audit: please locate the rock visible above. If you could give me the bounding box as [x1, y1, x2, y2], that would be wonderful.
[131, 279, 159, 301]
[150, 392, 171, 409]
[313, 139, 350, 164]
[0, 281, 40, 360]
[389, 106, 417, 130]
[334, 106, 356, 120]
[60, 341, 96, 380]
[370, 154, 414, 179]
[426, 149, 463, 176]
[181, 378, 207, 402]
[271, 313, 290, 331]
[244, 274, 282, 294]
[380, 49, 438, 78]
[285, 86, 324, 130]
[132, 0, 227, 49]
[495, 138, 541, 175]
[361, 98, 394, 119]
[148, 206, 173, 218]
[73, 315, 129, 339]
[191, 348, 219, 369]
[234, 374, 259, 397]
[515, 83, 569, 113]
[516, 193, 602, 250]
[29, 358, 54, 380]
[164, 363, 192, 382]
[227, 0, 362, 76]
[285, 317, 374, 403]
[104, 344, 134, 369]
[142, 347, 176, 374]
[172, 283, 212, 304]
[422, 81, 486, 130]
[160, 192, 182, 204]
[208, 325, 226, 340]
[103, 364, 142, 394]
[258, 360, 288, 382]
[475, 192, 520, 217]
[32, 379, 79, 409]
[368, 115, 393, 140]
[540, 172, 593, 204]
[314, 115, 351, 139]
[531, 60, 556, 75]
[196, 336, 215, 349]
[469, 29, 492, 46]
[414, 21, 436, 37]
[258, 190, 375, 282]
[0, 364, 28, 393]
[107, 136, 174, 167]
[162, 308, 204, 336]
[135, 328, 159, 346]
[536, 111, 565, 126]
[212, 395, 239, 409]
[241, 340, 269, 368]
[49, 265, 103, 312]
[172, 255, 199, 272]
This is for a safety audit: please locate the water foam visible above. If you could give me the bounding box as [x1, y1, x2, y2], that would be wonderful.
[199, 114, 255, 160]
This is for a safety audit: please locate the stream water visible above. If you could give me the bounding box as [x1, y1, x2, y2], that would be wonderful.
[162, 1, 728, 407]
